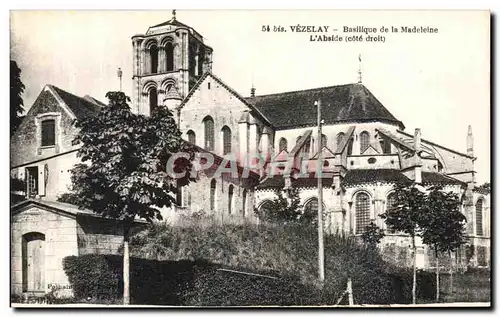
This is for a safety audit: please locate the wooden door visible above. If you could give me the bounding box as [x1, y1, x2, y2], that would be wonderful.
[22, 233, 45, 293]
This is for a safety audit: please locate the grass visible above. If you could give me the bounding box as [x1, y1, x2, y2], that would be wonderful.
[440, 270, 491, 303]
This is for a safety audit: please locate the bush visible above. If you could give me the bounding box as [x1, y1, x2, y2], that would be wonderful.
[129, 218, 436, 305]
[63, 254, 121, 301]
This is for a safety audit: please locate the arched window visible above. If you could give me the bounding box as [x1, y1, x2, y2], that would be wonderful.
[149, 87, 158, 113]
[203, 116, 215, 151]
[360, 131, 370, 153]
[321, 134, 327, 149]
[150, 45, 159, 74]
[187, 130, 196, 144]
[222, 126, 232, 155]
[259, 199, 273, 214]
[210, 179, 216, 211]
[355, 192, 371, 234]
[386, 193, 397, 233]
[476, 199, 483, 236]
[242, 189, 247, 216]
[336, 132, 345, 150]
[228, 185, 234, 214]
[279, 138, 288, 152]
[304, 197, 318, 221]
[166, 42, 174, 72]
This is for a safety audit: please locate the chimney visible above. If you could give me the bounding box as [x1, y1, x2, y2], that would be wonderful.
[467, 125, 474, 157]
[414, 128, 421, 153]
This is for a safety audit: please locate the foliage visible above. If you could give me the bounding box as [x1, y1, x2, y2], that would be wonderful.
[254, 186, 315, 225]
[63, 255, 121, 301]
[379, 182, 427, 238]
[10, 60, 25, 136]
[66, 91, 193, 223]
[361, 222, 386, 245]
[420, 186, 467, 255]
[477, 182, 490, 194]
[128, 217, 436, 305]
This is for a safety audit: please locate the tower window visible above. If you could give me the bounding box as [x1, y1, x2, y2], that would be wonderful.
[360, 131, 370, 153]
[203, 116, 215, 151]
[166, 42, 174, 72]
[150, 45, 159, 74]
[222, 126, 232, 155]
[279, 137, 288, 152]
[149, 87, 158, 114]
[187, 130, 196, 144]
[41, 119, 55, 147]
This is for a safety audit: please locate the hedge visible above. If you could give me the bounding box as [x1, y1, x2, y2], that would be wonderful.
[62, 220, 437, 305]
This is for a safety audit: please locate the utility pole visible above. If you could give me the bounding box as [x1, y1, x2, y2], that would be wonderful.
[316, 99, 325, 286]
[117, 67, 123, 92]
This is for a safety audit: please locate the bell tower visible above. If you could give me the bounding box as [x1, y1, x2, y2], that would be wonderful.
[131, 10, 213, 115]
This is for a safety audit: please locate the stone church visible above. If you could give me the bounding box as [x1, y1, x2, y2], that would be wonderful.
[10, 12, 490, 296]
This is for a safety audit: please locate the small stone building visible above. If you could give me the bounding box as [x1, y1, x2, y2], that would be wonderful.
[11, 199, 135, 297]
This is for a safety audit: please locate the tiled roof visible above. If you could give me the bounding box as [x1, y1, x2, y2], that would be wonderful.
[50, 85, 101, 119]
[343, 169, 410, 185]
[256, 173, 333, 189]
[246, 84, 404, 130]
[421, 172, 465, 186]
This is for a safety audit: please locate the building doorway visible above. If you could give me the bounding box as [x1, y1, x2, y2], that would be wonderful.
[22, 232, 45, 293]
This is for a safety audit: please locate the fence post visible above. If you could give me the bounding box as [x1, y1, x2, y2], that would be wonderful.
[347, 278, 354, 305]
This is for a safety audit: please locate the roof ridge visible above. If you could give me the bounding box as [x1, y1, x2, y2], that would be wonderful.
[249, 83, 356, 99]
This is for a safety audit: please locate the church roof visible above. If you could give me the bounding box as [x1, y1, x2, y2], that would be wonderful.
[421, 172, 465, 186]
[343, 169, 410, 186]
[50, 85, 102, 119]
[150, 18, 192, 29]
[246, 83, 404, 130]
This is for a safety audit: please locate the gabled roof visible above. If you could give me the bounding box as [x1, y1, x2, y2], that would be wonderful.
[150, 17, 192, 29]
[180, 72, 273, 127]
[50, 85, 102, 119]
[245, 83, 404, 130]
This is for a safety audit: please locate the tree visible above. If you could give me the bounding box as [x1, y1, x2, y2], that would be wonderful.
[67, 91, 192, 304]
[380, 182, 427, 304]
[477, 182, 490, 194]
[254, 186, 309, 225]
[420, 186, 467, 302]
[11, 60, 25, 136]
[361, 222, 385, 246]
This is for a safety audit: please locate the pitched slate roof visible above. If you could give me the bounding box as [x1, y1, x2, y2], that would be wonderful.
[50, 85, 102, 119]
[421, 172, 465, 186]
[256, 173, 334, 189]
[343, 169, 411, 186]
[246, 83, 404, 130]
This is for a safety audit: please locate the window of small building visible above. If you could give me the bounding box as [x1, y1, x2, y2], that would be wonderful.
[210, 179, 216, 211]
[41, 119, 55, 147]
[228, 185, 234, 214]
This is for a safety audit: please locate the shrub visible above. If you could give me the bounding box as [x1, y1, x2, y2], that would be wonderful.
[129, 218, 436, 305]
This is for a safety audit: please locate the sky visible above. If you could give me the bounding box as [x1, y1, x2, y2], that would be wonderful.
[10, 10, 490, 183]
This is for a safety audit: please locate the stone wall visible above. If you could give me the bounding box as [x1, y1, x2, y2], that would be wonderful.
[11, 206, 78, 295]
[76, 216, 124, 255]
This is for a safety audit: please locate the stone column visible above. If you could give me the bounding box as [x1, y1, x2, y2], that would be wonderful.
[158, 47, 166, 73]
[373, 184, 384, 227]
[248, 122, 258, 167]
